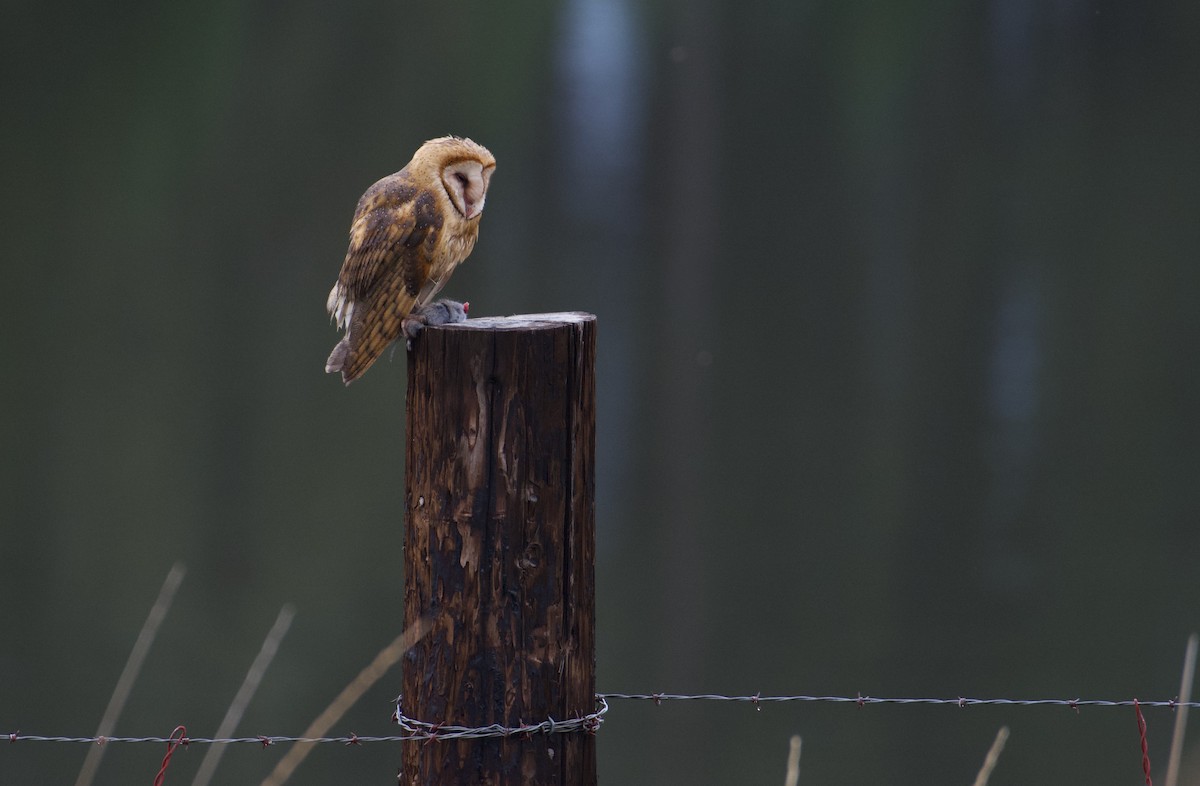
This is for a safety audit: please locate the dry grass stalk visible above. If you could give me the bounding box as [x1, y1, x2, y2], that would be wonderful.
[191, 604, 296, 786]
[783, 735, 802, 786]
[75, 562, 187, 786]
[971, 726, 1010, 786]
[1165, 632, 1199, 786]
[259, 616, 431, 786]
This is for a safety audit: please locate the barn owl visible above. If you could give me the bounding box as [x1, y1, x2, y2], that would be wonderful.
[325, 136, 496, 384]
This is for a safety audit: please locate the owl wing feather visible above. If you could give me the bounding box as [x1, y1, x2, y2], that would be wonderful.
[340, 175, 422, 299]
[329, 173, 443, 383]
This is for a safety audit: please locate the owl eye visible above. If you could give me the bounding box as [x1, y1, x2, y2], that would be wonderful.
[454, 172, 469, 187]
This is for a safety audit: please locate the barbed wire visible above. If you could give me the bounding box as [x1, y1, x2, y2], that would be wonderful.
[8, 734, 410, 746]
[5, 691, 1197, 747]
[596, 692, 1200, 710]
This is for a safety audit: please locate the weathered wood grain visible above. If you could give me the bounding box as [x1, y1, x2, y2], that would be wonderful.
[402, 313, 596, 785]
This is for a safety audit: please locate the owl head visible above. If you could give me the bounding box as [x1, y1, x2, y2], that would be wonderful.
[412, 136, 496, 220]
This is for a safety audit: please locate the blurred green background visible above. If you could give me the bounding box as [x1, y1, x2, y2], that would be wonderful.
[3, 0, 1199, 783]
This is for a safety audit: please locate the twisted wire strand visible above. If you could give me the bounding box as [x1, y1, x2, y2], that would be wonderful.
[393, 696, 607, 741]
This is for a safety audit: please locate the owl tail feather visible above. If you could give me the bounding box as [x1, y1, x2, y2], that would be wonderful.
[325, 339, 353, 385]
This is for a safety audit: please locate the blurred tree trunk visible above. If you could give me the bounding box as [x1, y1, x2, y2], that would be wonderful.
[651, 1, 720, 783]
[552, 0, 647, 552]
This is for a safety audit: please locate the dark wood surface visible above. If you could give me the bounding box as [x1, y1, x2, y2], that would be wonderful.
[402, 313, 597, 785]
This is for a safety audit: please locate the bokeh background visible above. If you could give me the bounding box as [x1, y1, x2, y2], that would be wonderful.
[3, 0, 1199, 783]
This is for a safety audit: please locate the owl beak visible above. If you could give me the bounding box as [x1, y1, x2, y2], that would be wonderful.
[464, 196, 485, 219]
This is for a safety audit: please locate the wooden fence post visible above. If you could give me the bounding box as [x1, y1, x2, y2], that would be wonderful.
[401, 312, 597, 785]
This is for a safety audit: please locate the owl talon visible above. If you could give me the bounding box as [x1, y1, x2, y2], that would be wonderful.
[402, 298, 469, 350]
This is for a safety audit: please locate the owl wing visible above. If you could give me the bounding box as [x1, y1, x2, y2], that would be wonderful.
[327, 174, 443, 383]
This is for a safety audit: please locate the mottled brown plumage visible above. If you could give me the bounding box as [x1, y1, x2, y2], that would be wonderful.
[325, 136, 495, 383]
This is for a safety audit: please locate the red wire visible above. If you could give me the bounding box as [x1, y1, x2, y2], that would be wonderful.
[1134, 699, 1152, 786]
[152, 726, 187, 786]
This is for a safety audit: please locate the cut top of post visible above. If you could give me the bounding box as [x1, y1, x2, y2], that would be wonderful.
[447, 312, 596, 331]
